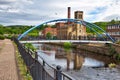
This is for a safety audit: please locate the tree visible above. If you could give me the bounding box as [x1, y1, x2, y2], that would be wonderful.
[0, 30, 3, 35]
[46, 32, 52, 39]
[109, 19, 116, 25]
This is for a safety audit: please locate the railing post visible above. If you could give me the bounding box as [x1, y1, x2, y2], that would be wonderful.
[35, 52, 38, 60]
[43, 60, 45, 66]
[27, 47, 29, 53]
[42, 60, 45, 80]
[56, 65, 62, 80]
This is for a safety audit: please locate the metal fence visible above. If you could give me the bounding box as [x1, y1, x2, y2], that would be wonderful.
[13, 38, 75, 80]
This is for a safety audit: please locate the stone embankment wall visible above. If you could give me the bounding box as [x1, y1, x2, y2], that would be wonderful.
[76, 43, 120, 56]
[112, 44, 120, 54]
[76, 44, 109, 56]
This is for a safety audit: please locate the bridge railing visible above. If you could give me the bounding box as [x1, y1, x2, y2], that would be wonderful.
[21, 36, 111, 41]
[12, 38, 74, 80]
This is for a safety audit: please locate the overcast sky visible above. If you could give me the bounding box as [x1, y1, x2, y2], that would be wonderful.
[0, 0, 120, 25]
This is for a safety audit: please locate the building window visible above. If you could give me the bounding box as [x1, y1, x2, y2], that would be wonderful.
[109, 26, 111, 29]
[79, 15, 82, 19]
[117, 32, 119, 35]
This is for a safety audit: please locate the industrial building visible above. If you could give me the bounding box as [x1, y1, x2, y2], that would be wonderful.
[106, 24, 120, 41]
[56, 7, 87, 40]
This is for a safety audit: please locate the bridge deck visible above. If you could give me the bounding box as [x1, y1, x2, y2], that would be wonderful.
[20, 40, 113, 44]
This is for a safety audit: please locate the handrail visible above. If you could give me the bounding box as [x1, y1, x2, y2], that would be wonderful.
[37, 51, 56, 70]
[13, 37, 75, 80]
[37, 50, 74, 80]
[62, 72, 75, 80]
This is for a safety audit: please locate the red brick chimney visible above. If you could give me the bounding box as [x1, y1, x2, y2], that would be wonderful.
[68, 7, 71, 24]
[68, 7, 71, 19]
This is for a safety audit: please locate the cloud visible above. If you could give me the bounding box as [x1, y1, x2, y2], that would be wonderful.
[0, 0, 120, 25]
[103, 14, 120, 21]
[0, 0, 16, 5]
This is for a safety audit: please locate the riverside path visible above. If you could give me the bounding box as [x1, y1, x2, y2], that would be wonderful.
[0, 39, 18, 80]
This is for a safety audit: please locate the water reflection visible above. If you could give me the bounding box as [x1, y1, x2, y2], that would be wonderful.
[83, 58, 104, 67]
[33, 44, 105, 70]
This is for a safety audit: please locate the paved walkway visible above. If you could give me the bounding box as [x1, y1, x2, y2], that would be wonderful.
[0, 39, 18, 80]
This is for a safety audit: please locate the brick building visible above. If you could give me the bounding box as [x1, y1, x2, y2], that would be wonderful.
[106, 24, 120, 41]
[56, 7, 87, 40]
[42, 27, 57, 38]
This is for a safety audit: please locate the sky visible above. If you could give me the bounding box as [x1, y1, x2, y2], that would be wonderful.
[0, 0, 120, 25]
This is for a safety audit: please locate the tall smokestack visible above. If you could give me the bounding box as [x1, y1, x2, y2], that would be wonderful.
[68, 7, 71, 19]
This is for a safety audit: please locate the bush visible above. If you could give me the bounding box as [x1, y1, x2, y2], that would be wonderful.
[116, 41, 120, 45]
[25, 43, 36, 51]
[105, 43, 111, 46]
[108, 63, 116, 68]
[5, 35, 12, 39]
[115, 53, 120, 61]
[0, 35, 5, 40]
[63, 42, 72, 51]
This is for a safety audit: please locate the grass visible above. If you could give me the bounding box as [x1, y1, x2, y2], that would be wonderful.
[14, 43, 32, 80]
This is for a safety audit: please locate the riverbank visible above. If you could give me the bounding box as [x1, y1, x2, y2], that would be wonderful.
[64, 66, 120, 80]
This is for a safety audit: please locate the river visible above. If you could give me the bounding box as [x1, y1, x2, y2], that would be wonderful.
[33, 43, 104, 69]
[32, 43, 120, 80]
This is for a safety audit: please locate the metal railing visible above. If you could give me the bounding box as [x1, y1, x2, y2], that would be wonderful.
[13, 38, 74, 80]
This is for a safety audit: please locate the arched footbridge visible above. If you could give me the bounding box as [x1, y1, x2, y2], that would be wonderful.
[18, 18, 115, 43]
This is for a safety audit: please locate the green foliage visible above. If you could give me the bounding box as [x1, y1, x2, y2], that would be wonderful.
[86, 22, 108, 34]
[25, 43, 36, 51]
[36, 24, 49, 31]
[63, 42, 72, 51]
[110, 19, 116, 24]
[0, 30, 4, 35]
[105, 43, 111, 46]
[116, 41, 120, 45]
[16, 50, 32, 80]
[5, 35, 12, 39]
[46, 32, 52, 39]
[94, 22, 108, 30]
[105, 43, 117, 56]
[108, 63, 116, 68]
[115, 54, 120, 61]
[51, 25, 56, 28]
[0, 25, 32, 35]
[0, 35, 5, 40]
[109, 48, 117, 56]
[108, 19, 120, 25]
[108, 44, 117, 56]
[87, 20, 120, 34]
[28, 32, 38, 37]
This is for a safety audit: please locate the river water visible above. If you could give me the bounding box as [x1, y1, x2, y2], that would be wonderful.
[33, 43, 104, 69]
[32, 43, 120, 80]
